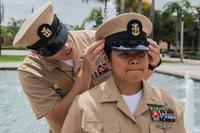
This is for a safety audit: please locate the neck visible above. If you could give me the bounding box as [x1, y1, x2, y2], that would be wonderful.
[115, 78, 142, 95]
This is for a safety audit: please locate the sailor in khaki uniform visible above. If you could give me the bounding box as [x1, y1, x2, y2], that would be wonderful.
[13, 1, 161, 133]
[13, 1, 108, 133]
[61, 13, 186, 133]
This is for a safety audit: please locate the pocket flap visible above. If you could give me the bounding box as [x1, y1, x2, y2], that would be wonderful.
[85, 120, 120, 133]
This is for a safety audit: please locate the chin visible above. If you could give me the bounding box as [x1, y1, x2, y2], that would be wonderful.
[127, 73, 145, 82]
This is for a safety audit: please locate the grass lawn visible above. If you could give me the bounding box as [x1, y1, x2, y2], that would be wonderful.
[0, 55, 25, 62]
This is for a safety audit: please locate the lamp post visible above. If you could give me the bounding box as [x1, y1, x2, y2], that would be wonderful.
[197, 16, 200, 52]
[104, 0, 108, 20]
[180, 14, 184, 63]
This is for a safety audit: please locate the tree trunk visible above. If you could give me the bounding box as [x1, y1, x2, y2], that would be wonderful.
[120, 0, 125, 14]
[191, 38, 195, 51]
[137, 0, 142, 14]
[175, 14, 181, 51]
[150, 0, 155, 39]
[104, 0, 108, 20]
[198, 28, 200, 52]
[129, 2, 134, 12]
[0, 28, 2, 55]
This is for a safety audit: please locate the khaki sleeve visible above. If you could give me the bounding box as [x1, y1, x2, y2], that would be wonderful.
[18, 70, 61, 119]
[61, 96, 83, 133]
[177, 104, 187, 133]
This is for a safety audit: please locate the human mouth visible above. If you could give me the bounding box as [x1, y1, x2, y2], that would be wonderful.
[125, 66, 142, 72]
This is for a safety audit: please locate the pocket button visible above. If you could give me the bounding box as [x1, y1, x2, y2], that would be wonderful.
[100, 127, 104, 132]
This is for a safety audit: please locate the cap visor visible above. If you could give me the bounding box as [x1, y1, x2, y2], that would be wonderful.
[111, 45, 149, 52]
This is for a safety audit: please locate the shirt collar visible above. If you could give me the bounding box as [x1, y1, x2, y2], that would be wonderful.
[100, 77, 164, 104]
[99, 76, 165, 118]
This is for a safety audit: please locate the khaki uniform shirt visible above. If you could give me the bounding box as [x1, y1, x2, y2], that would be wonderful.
[18, 30, 111, 133]
[61, 76, 186, 133]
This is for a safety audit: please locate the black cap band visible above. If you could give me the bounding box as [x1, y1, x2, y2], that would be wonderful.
[105, 31, 147, 47]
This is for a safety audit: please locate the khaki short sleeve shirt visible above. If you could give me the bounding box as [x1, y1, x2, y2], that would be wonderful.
[18, 30, 111, 132]
[61, 77, 186, 133]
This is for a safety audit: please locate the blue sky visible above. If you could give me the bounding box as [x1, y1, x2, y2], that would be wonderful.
[1, 0, 200, 29]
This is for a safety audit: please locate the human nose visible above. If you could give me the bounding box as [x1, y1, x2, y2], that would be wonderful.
[129, 57, 139, 65]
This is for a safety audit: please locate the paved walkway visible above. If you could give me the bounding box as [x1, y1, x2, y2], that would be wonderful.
[0, 50, 200, 81]
[156, 57, 200, 81]
[1, 50, 28, 55]
[156, 62, 200, 81]
[0, 62, 21, 70]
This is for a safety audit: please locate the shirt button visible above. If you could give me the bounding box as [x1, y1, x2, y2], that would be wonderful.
[99, 127, 104, 132]
[151, 97, 158, 101]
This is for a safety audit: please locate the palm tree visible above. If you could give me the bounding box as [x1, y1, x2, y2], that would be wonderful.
[82, 0, 108, 19]
[83, 8, 104, 28]
[164, 0, 191, 50]
[120, 0, 125, 13]
[1, 26, 13, 45]
[150, 0, 155, 38]
[7, 18, 24, 38]
[137, 0, 143, 14]
[120, 0, 150, 14]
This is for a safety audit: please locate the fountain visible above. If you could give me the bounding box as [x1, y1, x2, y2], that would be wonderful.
[184, 71, 195, 133]
[183, 71, 200, 133]
[1, 71, 200, 132]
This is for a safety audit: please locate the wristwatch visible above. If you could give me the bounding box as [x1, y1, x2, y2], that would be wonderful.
[148, 58, 162, 71]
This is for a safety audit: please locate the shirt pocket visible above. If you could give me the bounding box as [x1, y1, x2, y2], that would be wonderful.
[53, 79, 73, 96]
[84, 120, 120, 133]
[150, 122, 178, 133]
[53, 79, 73, 90]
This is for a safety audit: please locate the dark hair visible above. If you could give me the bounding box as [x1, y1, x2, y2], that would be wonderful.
[104, 43, 112, 60]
